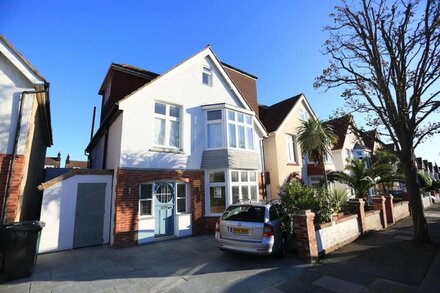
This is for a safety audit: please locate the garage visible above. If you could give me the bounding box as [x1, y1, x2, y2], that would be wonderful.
[38, 169, 113, 253]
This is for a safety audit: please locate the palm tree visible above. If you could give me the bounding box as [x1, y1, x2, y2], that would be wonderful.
[296, 118, 337, 189]
[327, 158, 402, 200]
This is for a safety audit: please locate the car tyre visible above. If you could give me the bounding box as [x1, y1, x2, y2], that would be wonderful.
[275, 236, 287, 258]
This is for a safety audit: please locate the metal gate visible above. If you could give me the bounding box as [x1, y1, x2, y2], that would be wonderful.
[73, 183, 106, 248]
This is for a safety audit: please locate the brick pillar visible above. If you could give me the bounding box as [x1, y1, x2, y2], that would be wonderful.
[384, 195, 395, 225]
[371, 196, 387, 229]
[348, 198, 366, 234]
[292, 210, 318, 263]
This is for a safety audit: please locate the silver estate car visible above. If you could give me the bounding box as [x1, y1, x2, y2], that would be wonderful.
[215, 201, 290, 257]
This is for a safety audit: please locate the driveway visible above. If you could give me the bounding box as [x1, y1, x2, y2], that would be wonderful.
[1, 204, 440, 292]
[0, 236, 308, 293]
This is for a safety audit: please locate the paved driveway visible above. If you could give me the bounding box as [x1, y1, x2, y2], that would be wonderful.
[0, 236, 308, 293]
[2, 204, 440, 292]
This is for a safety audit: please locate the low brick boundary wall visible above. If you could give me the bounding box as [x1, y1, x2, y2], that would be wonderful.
[315, 214, 359, 255]
[292, 195, 432, 263]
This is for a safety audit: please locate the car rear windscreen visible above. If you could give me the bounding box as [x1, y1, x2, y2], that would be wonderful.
[221, 205, 265, 223]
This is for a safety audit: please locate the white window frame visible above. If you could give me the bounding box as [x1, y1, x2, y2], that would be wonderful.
[227, 109, 254, 150]
[298, 109, 309, 121]
[202, 66, 212, 86]
[230, 170, 259, 203]
[153, 101, 181, 149]
[206, 109, 224, 149]
[139, 183, 153, 217]
[205, 170, 228, 216]
[286, 135, 297, 163]
[176, 182, 189, 214]
[139, 181, 189, 218]
[310, 176, 322, 187]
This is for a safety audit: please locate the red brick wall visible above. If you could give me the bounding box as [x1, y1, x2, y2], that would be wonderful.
[0, 154, 26, 223]
[114, 168, 211, 247]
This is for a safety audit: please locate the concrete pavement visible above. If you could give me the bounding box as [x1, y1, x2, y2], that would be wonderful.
[1, 204, 439, 292]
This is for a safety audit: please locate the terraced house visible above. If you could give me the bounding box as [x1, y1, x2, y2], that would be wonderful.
[86, 46, 267, 247]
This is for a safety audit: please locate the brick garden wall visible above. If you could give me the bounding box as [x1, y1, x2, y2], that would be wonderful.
[0, 154, 25, 223]
[114, 168, 207, 247]
[292, 196, 416, 263]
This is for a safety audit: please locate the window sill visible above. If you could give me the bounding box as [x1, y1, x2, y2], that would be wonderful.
[287, 162, 299, 166]
[139, 215, 154, 219]
[150, 147, 184, 154]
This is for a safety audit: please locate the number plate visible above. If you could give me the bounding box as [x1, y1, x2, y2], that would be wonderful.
[231, 227, 250, 235]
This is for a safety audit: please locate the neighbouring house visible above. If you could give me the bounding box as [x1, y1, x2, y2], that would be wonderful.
[258, 94, 317, 197]
[0, 35, 53, 223]
[320, 115, 370, 194]
[359, 130, 382, 154]
[64, 154, 87, 169]
[86, 46, 267, 247]
[44, 153, 88, 181]
[44, 151, 61, 168]
[434, 164, 439, 181]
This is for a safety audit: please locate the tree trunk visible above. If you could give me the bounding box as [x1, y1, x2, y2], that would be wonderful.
[321, 160, 329, 190]
[402, 155, 430, 243]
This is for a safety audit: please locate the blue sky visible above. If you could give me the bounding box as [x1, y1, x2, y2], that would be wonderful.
[1, 0, 439, 164]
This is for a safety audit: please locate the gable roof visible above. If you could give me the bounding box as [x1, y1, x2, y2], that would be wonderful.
[0, 34, 46, 84]
[0, 34, 53, 146]
[117, 46, 267, 135]
[325, 115, 352, 150]
[258, 94, 303, 133]
[359, 130, 378, 151]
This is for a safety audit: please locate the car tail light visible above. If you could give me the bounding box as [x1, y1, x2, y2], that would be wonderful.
[215, 220, 220, 232]
[263, 223, 274, 237]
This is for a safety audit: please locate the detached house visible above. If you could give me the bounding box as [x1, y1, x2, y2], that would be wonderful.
[0, 35, 52, 222]
[259, 94, 317, 197]
[86, 46, 266, 247]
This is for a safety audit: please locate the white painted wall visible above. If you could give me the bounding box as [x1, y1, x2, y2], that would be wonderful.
[315, 216, 360, 253]
[106, 114, 123, 169]
[0, 53, 35, 155]
[39, 174, 113, 253]
[117, 51, 264, 170]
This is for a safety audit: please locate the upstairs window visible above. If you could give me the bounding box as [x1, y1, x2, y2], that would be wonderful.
[202, 67, 212, 86]
[207, 110, 223, 148]
[299, 109, 309, 121]
[227, 110, 254, 150]
[154, 102, 181, 148]
[286, 135, 297, 163]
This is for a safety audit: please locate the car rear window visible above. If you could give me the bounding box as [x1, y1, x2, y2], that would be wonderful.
[221, 205, 265, 223]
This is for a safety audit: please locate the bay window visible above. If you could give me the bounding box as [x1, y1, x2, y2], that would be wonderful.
[207, 110, 223, 148]
[207, 171, 226, 213]
[230, 170, 258, 203]
[227, 110, 254, 150]
[154, 102, 180, 148]
[205, 107, 255, 151]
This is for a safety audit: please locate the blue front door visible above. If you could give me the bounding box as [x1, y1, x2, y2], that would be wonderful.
[154, 182, 175, 237]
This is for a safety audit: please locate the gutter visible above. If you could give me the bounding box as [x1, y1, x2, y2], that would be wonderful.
[1, 86, 48, 224]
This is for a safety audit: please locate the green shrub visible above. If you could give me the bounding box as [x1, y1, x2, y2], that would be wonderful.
[279, 181, 347, 224]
